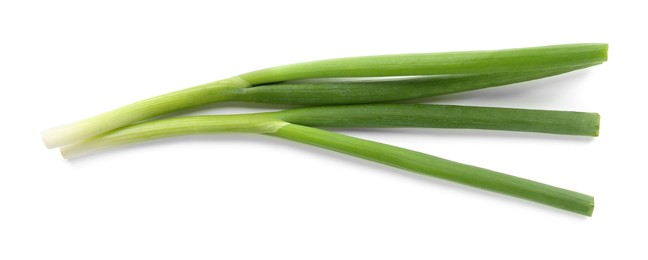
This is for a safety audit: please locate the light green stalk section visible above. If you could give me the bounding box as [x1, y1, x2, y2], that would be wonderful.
[239, 43, 607, 85]
[43, 44, 608, 148]
[272, 124, 594, 216]
[277, 104, 600, 136]
[238, 64, 598, 105]
[60, 113, 286, 158]
[42, 77, 250, 148]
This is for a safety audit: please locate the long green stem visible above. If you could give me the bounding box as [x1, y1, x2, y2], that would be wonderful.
[238, 64, 598, 105]
[277, 104, 600, 136]
[60, 104, 599, 157]
[239, 43, 607, 84]
[42, 44, 607, 148]
[272, 124, 594, 216]
[59, 114, 595, 216]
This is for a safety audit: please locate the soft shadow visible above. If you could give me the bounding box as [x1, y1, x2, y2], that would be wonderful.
[193, 101, 295, 113]
[329, 127, 597, 143]
[64, 134, 280, 162]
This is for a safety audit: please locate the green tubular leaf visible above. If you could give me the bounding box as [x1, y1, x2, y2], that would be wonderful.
[237, 64, 599, 105]
[277, 104, 601, 136]
[239, 43, 608, 85]
[271, 124, 594, 216]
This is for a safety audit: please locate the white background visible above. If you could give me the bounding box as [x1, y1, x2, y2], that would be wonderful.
[1, 0, 646, 259]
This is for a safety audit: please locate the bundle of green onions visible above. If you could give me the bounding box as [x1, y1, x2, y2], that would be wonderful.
[43, 43, 607, 216]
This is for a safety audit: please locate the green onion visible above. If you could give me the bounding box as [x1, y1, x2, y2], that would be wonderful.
[41, 44, 607, 148]
[60, 108, 596, 216]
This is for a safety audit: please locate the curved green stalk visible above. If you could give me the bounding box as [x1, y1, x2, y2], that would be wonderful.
[61, 104, 600, 157]
[59, 114, 595, 216]
[60, 103, 601, 159]
[43, 44, 608, 148]
[272, 124, 594, 216]
[239, 43, 607, 84]
[238, 64, 598, 105]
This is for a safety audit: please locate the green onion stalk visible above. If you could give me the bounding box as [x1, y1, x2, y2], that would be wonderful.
[61, 104, 598, 216]
[42, 44, 607, 148]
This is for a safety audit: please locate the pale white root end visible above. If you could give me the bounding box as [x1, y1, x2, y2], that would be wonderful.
[41, 122, 83, 149]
